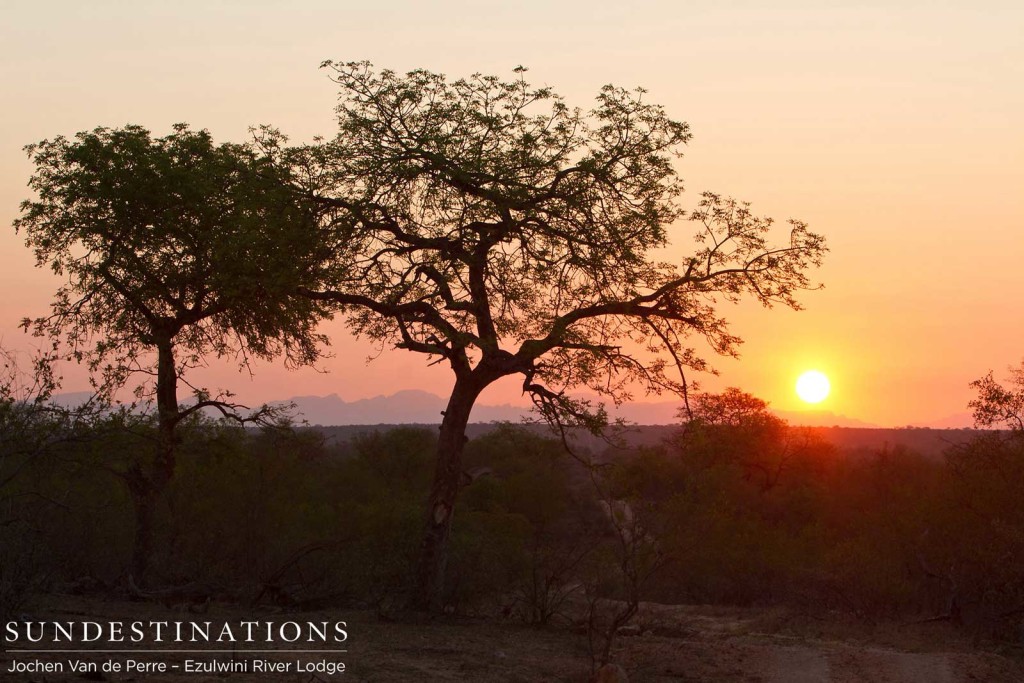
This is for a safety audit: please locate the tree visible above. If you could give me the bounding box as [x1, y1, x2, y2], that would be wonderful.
[969, 362, 1024, 431]
[293, 62, 827, 610]
[15, 124, 332, 582]
[680, 388, 814, 492]
[0, 347, 62, 515]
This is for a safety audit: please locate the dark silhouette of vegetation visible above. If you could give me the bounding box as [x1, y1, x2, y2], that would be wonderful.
[15, 125, 332, 583]
[284, 62, 827, 610]
[679, 387, 823, 492]
[5, 395, 1024, 641]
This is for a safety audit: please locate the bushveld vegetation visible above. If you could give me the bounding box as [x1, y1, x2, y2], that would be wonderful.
[4, 375, 1024, 647]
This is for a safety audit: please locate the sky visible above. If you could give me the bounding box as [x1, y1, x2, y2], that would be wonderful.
[1, 1, 1021, 427]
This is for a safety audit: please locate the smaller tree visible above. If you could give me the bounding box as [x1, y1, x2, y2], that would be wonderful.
[969, 362, 1024, 431]
[15, 124, 332, 582]
[1, 347, 59, 514]
[680, 388, 815, 492]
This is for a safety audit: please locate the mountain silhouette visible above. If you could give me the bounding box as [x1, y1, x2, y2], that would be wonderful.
[47, 390, 956, 429]
[279, 391, 876, 427]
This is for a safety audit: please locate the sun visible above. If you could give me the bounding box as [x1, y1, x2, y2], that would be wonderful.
[796, 370, 830, 404]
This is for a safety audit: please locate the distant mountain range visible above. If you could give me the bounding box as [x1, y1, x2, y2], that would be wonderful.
[46, 389, 974, 429]
[279, 390, 528, 426]
[278, 389, 885, 428]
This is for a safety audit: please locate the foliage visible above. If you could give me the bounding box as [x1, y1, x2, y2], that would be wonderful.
[460, 425, 597, 622]
[943, 433, 1024, 630]
[295, 62, 826, 425]
[15, 123, 331, 408]
[969, 362, 1024, 430]
[678, 387, 826, 492]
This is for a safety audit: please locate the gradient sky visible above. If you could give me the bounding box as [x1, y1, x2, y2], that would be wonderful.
[1, 1, 1021, 426]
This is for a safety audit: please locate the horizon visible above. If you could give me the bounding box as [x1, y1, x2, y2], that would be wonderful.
[46, 386, 975, 430]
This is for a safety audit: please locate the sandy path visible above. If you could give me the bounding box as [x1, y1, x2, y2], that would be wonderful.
[893, 652, 954, 683]
[763, 644, 956, 683]
[767, 645, 831, 683]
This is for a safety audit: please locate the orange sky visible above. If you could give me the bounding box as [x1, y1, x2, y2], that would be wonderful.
[1, 2, 1022, 427]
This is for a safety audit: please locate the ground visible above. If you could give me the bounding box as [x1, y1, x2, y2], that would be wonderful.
[2, 595, 1022, 682]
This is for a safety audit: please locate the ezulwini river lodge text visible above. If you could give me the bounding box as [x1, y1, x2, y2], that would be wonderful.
[7, 657, 347, 676]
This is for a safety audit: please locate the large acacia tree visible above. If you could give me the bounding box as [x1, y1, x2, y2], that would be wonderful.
[290, 62, 827, 610]
[15, 124, 332, 582]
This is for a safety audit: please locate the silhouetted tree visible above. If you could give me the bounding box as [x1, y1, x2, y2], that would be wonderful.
[15, 124, 331, 583]
[0, 347, 61, 510]
[293, 62, 827, 610]
[969, 362, 1024, 431]
[679, 388, 819, 491]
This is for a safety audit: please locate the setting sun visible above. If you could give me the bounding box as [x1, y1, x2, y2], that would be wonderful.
[796, 370, 831, 404]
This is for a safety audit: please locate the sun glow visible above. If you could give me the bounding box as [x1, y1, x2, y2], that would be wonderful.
[796, 370, 830, 404]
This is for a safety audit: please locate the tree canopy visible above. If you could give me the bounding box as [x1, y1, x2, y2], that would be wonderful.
[290, 63, 826, 424]
[969, 363, 1024, 432]
[16, 124, 331, 409]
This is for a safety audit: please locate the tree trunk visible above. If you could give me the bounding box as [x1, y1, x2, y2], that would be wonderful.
[154, 338, 179, 488]
[413, 377, 484, 612]
[130, 338, 179, 586]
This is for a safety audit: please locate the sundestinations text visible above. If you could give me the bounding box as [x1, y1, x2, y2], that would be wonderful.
[4, 620, 348, 644]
